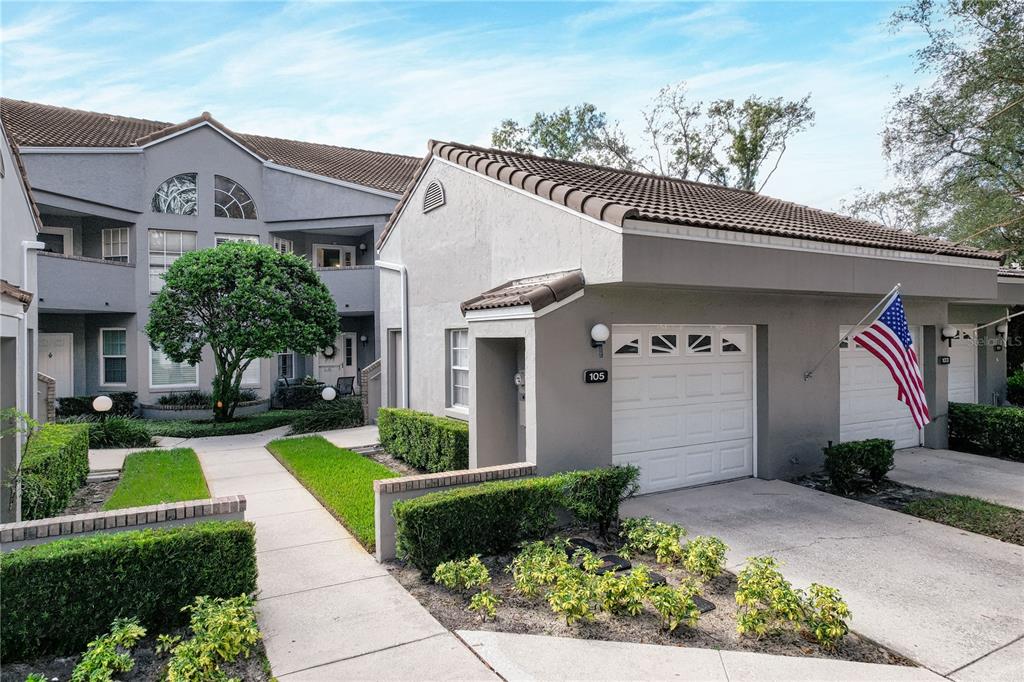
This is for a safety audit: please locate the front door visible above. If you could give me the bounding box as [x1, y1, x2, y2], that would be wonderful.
[317, 333, 357, 387]
[948, 325, 978, 404]
[39, 333, 74, 397]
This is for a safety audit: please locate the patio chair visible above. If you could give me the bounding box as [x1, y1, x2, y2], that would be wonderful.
[335, 376, 355, 396]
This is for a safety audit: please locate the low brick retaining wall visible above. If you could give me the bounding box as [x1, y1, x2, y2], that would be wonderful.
[374, 462, 536, 562]
[0, 496, 246, 552]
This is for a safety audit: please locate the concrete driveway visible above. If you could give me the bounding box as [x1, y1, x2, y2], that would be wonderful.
[891, 448, 1024, 510]
[622, 479, 1024, 681]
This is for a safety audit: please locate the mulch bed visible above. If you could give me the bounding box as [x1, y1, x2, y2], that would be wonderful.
[792, 471, 945, 512]
[387, 529, 913, 667]
[61, 478, 119, 515]
[0, 629, 271, 682]
[358, 446, 423, 477]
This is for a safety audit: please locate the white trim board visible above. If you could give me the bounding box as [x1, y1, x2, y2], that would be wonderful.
[138, 121, 267, 163]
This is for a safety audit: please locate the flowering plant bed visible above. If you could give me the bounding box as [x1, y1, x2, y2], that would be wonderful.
[388, 525, 912, 666]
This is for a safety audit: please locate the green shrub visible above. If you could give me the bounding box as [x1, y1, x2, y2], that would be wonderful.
[597, 564, 652, 616]
[802, 583, 851, 650]
[61, 415, 156, 449]
[394, 477, 562, 571]
[558, 465, 639, 536]
[156, 390, 259, 407]
[648, 580, 702, 632]
[56, 392, 136, 418]
[468, 589, 501, 620]
[393, 468, 639, 572]
[1007, 369, 1024, 407]
[378, 408, 469, 472]
[272, 383, 324, 409]
[735, 556, 805, 638]
[683, 535, 729, 581]
[433, 555, 491, 591]
[165, 595, 261, 682]
[546, 564, 600, 625]
[286, 397, 364, 434]
[19, 423, 89, 521]
[507, 539, 571, 597]
[949, 402, 1024, 461]
[0, 521, 257, 661]
[823, 438, 895, 493]
[70, 617, 146, 682]
[619, 517, 687, 564]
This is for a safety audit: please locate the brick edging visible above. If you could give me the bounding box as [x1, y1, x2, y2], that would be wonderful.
[374, 463, 536, 494]
[0, 495, 247, 546]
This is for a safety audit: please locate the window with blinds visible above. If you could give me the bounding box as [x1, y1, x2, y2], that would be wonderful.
[241, 358, 260, 386]
[448, 328, 469, 408]
[149, 229, 197, 293]
[101, 328, 127, 385]
[150, 347, 198, 388]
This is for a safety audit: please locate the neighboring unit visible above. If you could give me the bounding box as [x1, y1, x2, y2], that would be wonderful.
[378, 141, 1024, 493]
[0, 99, 419, 406]
[0, 120, 46, 521]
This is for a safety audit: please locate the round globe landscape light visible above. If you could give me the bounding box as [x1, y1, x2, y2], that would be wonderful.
[92, 395, 114, 413]
[321, 386, 337, 401]
[590, 323, 610, 344]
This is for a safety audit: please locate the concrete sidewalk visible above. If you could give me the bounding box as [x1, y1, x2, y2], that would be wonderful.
[623, 479, 1024, 681]
[459, 631, 945, 681]
[891, 448, 1024, 510]
[193, 429, 495, 680]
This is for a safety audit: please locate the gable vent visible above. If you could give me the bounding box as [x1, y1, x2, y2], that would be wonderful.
[422, 180, 446, 213]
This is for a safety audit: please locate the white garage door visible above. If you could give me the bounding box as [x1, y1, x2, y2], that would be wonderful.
[612, 325, 754, 494]
[839, 325, 923, 449]
[948, 325, 978, 404]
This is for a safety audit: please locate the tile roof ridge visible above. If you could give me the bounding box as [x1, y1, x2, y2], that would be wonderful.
[0, 97, 172, 130]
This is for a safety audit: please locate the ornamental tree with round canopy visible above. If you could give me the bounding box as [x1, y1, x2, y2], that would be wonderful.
[145, 241, 340, 421]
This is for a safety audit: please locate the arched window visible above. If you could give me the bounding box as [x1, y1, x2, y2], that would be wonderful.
[214, 175, 257, 220]
[152, 173, 198, 215]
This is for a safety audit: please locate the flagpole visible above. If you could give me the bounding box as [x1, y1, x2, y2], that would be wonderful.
[803, 283, 902, 381]
[972, 308, 1024, 334]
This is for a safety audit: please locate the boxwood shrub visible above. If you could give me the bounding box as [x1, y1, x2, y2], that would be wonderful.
[0, 521, 257, 661]
[393, 465, 639, 571]
[287, 396, 364, 434]
[949, 402, 1024, 461]
[55, 391, 136, 418]
[823, 438, 894, 494]
[20, 423, 90, 521]
[272, 383, 324, 409]
[377, 408, 469, 472]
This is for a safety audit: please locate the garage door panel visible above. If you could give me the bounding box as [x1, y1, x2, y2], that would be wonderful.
[613, 324, 754, 493]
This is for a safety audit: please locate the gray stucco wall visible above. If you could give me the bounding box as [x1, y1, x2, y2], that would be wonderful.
[23, 123, 398, 403]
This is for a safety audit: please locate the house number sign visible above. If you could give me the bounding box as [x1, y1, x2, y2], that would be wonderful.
[584, 369, 608, 384]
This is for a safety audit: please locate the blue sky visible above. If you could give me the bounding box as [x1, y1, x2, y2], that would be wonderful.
[0, 1, 926, 210]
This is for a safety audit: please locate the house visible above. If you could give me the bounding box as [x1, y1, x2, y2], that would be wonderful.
[0, 120, 46, 521]
[0, 99, 419, 406]
[378, 141, 1024, 493]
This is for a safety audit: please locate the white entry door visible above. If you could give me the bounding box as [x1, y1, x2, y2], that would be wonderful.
[316, 333, 357, 386]
[839, 325, 923, 448]
[39, 333, 74, 397]
[947, 325, 978, 404]
[612, 325, 755, 494]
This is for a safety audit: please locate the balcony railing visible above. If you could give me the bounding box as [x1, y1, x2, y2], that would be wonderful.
[315, 265, 376, 314]
[37, 252, 137, 313]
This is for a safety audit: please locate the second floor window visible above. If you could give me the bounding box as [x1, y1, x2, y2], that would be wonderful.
[273, 237, 293, 254]
[152, 173, 197, 215]
[149, 229, 197, 292]
[215, 233, 259, 246]
[102, 227, 129, 262]
[214, 175, 257, 220]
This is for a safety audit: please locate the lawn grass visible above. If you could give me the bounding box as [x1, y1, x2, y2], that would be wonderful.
[904, 495, 1024, 546]
[103, 448, 210, 510]
[267, 436, 399, 549]
[145, 410, 314, 439]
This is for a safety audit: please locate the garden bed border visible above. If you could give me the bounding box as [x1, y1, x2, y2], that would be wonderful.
[0, 495, 247, 552]
[374, 462, 536, 562]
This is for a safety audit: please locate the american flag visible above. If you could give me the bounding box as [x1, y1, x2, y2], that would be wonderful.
[853, 293, 931, 429]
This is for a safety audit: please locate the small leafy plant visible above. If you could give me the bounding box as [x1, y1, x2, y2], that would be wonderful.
[468, 589, 501, 620]
[70, 617, 146, 682]
[802, 583, 852, 649]
[433, 555, 491, 591]
[648, 579, 701, 631]
[507, 540, 571, 597]
[165, 595, 261, 682]
[546, 566, 600, 625]
[735, 556, 804, 638]
[683, 535, 729, 581]
[597, 565, 652, 616]
[619, 517, 687, 564]
[24, 673, 47, 682]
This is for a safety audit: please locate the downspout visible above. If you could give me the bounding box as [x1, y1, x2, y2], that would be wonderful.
[375, 260, 409, 408]
[17, 240, 46, 522]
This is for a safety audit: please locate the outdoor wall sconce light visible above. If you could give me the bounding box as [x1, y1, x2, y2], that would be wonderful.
[941, 324, 958, 348]
[591, 323, 610, 358]
[996, 322, 1009, 337]
[360, 334, 368, 347]
[321, 386, 337, 401]
[359, 243, 368, 252]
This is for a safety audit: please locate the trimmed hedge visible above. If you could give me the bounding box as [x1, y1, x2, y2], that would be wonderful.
[823, 438, 894, 494]
[272, 384, 325, 409]
[949, 402, 1024, 461]
[393, 465, 639, 571]
[287, 397, 364, 434]
[59, 415, 156, 449]
[20, 423, 90, 521]
[378, 408, 469, 472]
[0, 521, 257, 661]
[1008, 369, 1023, 407]
[55, 391, 136, 418]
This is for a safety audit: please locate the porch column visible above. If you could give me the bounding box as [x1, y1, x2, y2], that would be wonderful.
[922, 325, 949, 449]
